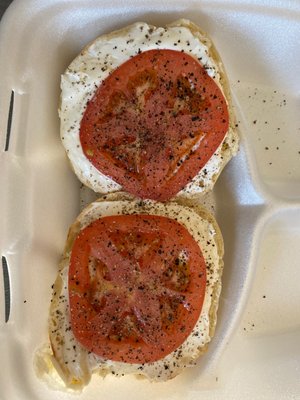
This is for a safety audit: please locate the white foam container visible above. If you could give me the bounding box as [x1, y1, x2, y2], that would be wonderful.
[0, 0, 300, 399]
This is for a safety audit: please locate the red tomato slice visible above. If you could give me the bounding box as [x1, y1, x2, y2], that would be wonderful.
[80, 49, 229, 201]
[69, 214, 206, 364]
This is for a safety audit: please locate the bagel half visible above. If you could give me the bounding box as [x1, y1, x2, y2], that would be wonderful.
[36, 193, 224, 390]
[59, 19, 238, 202]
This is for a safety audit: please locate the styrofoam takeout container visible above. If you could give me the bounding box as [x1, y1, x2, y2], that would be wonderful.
[0, 0, 300, 399]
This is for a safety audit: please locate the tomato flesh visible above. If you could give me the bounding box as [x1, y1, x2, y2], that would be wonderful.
[80, 49, 229, 201]
[68, 215, 206, 363]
